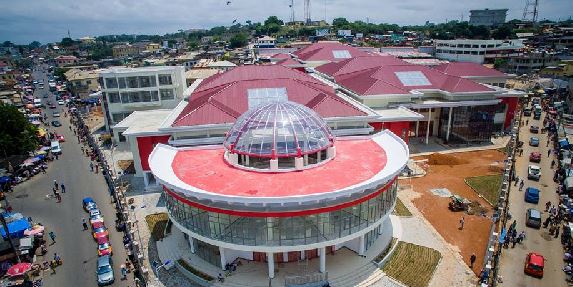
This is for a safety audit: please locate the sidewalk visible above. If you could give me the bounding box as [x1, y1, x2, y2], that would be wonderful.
[409, 136, 510, 157]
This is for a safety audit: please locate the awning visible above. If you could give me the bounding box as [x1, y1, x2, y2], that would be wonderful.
[0, 219, 31, 239]
[404, 99, 502, 109]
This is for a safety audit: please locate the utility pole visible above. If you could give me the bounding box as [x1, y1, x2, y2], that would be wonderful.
[0, 211, 21, 263]
[304, 0, 311, 25]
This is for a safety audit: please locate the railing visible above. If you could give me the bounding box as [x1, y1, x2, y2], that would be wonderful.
[481, 112, 521, 286]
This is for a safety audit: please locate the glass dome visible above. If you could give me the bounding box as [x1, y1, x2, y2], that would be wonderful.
[224, 101, 334, 158]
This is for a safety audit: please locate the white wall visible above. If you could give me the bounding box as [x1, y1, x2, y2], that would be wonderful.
[223, 249, 254, 265]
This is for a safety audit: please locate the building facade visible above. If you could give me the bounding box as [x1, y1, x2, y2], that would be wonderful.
[434, 39, 524, 64]
[99, 66, 186, 140]
[64, 68, 100, 99]
[54, 55, 79, 67]
[469, 9, 508, 27]
[149, 101, 409, 280]
[112, 44, 142, 58]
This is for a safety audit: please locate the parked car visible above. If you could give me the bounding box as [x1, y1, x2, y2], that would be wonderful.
[523, 108, 532, 116]
[49, 104, 56, 109]
[528, 165, 541, 181]
[529, 152, 541, 163]
[524, 252, 544, 278]
[43, 94, 48, 98]
[55, 134, 65, 142]
[97, 255, 115, 286]
[50, 141, 62, 155]
[525, 208, 541, 228]
[58, 100, 65, 105]
[524, 187, 540, 204]
[51, 120, 61, 127]
[529, 137, 539, 147]
[52, 112, 60, 117]
[97, 237, 113, 256]
[93, 226, 109, 241]
[529, 125, 539, 133]
[83, 197, 97, 211]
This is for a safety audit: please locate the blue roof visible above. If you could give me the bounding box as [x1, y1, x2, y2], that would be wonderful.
[0, 219, 31, 239]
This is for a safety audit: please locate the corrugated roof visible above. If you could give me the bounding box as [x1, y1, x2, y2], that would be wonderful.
[172, 65, 367, 127]
[293, 42, 372, 62]
[433, 62, 506, 78]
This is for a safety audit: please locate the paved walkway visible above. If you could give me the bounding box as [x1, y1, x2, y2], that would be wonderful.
[409, 136, 511, 157]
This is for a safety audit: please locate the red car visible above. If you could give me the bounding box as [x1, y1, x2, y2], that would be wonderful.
[93, 226, 109, 240]
[529, 152, 541, 163]
[91, 221, 105, 230]
[97, 237, 113, 256]
[524, 252, 544, 278]
[55, 134, 65, 142]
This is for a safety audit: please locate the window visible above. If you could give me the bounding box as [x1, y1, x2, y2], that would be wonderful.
[86, 80, 92, 85]
[139, 76, 151, 88]
[332, 50, 352, 59]
[160, 89, 175, 100]
[158, 74, 172, 85]
[394, 71, 431, 86]
[108, 92, 120, 103]
[112, 112, 131, 123]
[105, 78, 118, 89]
[119, 91, 160, 103]
[247, 87, 288, 108]
[127, 77, 138, 88]
[120, 92, 130, 103]
[118, 77, 126, 89]
[151, 91, 159, 101]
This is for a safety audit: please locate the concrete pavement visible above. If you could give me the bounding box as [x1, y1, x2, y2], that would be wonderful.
[498, 111, 567, 286]
[5, 65, 134, 287]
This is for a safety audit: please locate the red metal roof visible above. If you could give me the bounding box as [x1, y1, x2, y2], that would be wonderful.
[433, 62, 507, 78]
[171, 139, 387, 197]
[172, 65, 367, 127]
[293, 42, 372, 62]
[322, 56, 495, 96]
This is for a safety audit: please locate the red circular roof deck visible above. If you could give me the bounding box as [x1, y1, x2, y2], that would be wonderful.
[171, 139, 387, 198]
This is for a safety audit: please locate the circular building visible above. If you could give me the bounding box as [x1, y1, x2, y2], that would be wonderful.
[149, 101, 409, 280]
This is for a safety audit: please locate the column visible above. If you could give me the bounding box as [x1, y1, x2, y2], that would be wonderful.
[300, 250, 306, 260]
[267, 252, 275, 279]
[358, 234, 365, 256]
[219, 246, 226, 270]
[189, 236, 195, 254]
[446, 107, 453, 142]
[415, 121, 420, 138]
[319, 247, 326, 273]
[143, 172, 149, 187]
[425, 108, 432, 145]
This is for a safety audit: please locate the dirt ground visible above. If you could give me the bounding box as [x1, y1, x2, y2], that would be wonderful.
[399, 149, 506, 275]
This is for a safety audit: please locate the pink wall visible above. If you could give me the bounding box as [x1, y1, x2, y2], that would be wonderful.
[369, 121, 410, 143]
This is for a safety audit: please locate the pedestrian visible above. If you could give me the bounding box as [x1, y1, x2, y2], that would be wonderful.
[518, 231, 525, 243]
[52, 187, 57, 197]
[49, 231, 56, 243]
[53, 180, 58, 190]
[121, 265, 127, 280]
[82, 218, 88, 230]
[41, 165, 46, 174]
[526, 119, 529, 125]
[95, 164, 99, 174]
[519, 180, 524, 191]
[556, 225, 561, 238]
[90, 162, 94, 172]
[470, 253, 476, 268]
[548, 149, 552, 157]
[55, 192, 61, 202]
[546, 201, 551, 212]
[459, 216, 465, 230]
[552, 159, 556, 169]
[55, 153, 58, 160]
[60, 183, 65, 193]
[519, 148, 524, 156]
[514, 176, 519, 186]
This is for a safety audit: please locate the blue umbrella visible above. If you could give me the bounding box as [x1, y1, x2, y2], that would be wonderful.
[0, 176, 11, 184]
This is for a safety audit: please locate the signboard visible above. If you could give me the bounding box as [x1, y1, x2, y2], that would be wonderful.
[355, 33, 364, 39]
[337, 30, 352, 37]
[315, 29, 329, 37]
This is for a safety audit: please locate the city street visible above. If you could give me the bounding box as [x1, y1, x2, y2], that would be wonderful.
[498, 110, 567, 286]
[5, 65, 133, 286]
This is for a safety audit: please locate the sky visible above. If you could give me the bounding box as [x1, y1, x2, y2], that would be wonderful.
[1, 0, 572, 44]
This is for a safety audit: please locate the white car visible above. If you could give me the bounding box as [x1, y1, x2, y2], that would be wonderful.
[58, 100, 65, 105]
[528, 165, 541, 181]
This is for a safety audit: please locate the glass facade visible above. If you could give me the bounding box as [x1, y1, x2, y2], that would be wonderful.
[166, 181, 397, 247]
[439, 105, 496, 144]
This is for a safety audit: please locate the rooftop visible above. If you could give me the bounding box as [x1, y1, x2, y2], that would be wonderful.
[100, 65, 182, 75]
[207, 60, 237, 68]
[293, 42, 372, 63]
[171, 65, 368, 127]
[433, 62, 508, 78]
[185, 69, 220, 80]
[115, 109, 172, 136]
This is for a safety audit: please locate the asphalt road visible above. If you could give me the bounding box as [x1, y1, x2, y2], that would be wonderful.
[6, 65, 133, 287]
[498, 110, 567, 286]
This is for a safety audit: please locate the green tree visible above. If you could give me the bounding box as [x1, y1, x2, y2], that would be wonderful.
[88, 43, 113, 61]
[0, 103, 38, 156]
[494, 58, 508, 70]
[29, 41, 41, 49]
[332, 18, 350, 28]
[2, 41, 13, 47]
[492, 25, 513, 39]
[60, 37, 76, 47]
[229, 33, 248, 48]
[264, 16, 283, 26]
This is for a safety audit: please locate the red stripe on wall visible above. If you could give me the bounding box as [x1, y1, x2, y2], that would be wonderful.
[164, 177, 396, 217]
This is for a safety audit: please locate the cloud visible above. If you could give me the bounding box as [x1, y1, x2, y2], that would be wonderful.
[0, 0, 571, 44]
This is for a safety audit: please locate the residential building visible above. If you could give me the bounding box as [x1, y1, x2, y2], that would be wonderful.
[64, 68, 101, 99]
[145, 43, 161, 52]
[112, 44, 142, 58]
[185, 68, 220, 86]
[434, 39, 524, 64]
[469, 9, 508, 27]
[254, 35, 276, 48]
[540, 60, 573, 78]
[99, 66, 187, 141]
[207, 60, 236, 71]
[506, 51, 559, 74]
[54, 55, 79, 67]
[79, 36, 96, 44]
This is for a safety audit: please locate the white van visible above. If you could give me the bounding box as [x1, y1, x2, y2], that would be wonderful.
[50, 141, 62, 155]
[33, 98, 42, 108]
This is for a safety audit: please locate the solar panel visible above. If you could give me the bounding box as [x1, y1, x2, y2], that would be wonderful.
[332, 50, 352, 59]
[394, 71, 432, 86]
[247, 88, 288, 108]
